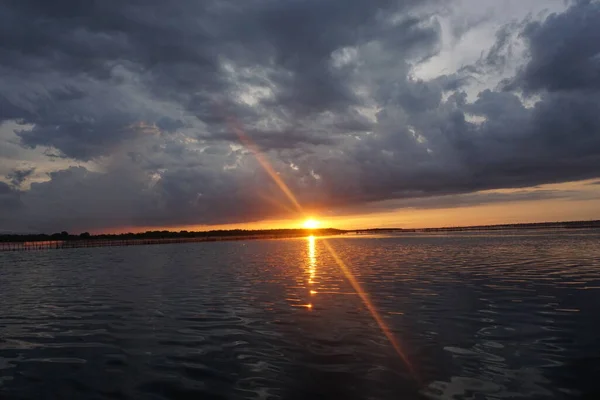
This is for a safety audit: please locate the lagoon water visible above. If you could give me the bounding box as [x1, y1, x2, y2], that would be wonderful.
[1, 231, 599, 399]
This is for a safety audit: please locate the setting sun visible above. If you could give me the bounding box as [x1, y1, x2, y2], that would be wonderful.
[303, 218, 320, 229]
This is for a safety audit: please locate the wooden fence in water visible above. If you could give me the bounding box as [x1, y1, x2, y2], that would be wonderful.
[0, 233, 325, 252]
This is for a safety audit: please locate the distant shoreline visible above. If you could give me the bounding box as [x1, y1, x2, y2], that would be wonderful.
[0, 229, 344, 251]
[1, 220, 598, 251]
[351, 219, 600, 234]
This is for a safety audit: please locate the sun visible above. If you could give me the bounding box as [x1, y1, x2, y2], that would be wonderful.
[303, 218, 320, 229]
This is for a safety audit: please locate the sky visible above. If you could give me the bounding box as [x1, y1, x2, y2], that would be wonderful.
[1, 0, 600, 233]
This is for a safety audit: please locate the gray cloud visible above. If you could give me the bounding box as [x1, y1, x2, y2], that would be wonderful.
[333, 188, 591, 216]
[506, 0, 600, 92]
[0, 181, 21, 210]
[0, 0, 599, 232]
[6, 167, 35, 188]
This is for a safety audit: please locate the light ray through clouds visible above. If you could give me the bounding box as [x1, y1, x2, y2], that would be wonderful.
[226, 116, 305, 216]
[226, 114, 419, 382]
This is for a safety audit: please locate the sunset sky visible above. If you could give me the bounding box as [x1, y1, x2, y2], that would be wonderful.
[1, 0, 600, 233]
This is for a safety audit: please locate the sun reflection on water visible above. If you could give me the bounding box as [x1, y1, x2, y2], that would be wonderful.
[308, 235, 316, 285]
[302, 235, 318, 310]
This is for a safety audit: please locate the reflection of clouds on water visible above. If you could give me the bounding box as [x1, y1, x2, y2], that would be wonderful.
[420, 267, 582, 399]
[325, 233, 600, 398]
[424, 372, 553, 399]
[424, 336, 555, 398]
[424, 322, 551, 398]
[423, 344, 555, 399]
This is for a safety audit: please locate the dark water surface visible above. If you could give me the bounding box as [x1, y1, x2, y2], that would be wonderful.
[1, 231, 600, 399]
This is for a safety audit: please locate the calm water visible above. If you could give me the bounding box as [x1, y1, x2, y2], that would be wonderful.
[1, 232, 600, 399]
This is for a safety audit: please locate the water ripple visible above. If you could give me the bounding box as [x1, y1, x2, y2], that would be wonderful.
[1, 232, 599, 398]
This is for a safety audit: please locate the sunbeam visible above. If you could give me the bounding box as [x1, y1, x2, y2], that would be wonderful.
[226, 114, 418, 381]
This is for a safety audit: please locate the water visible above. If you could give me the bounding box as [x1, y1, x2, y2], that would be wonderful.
[1, 231, 599, 399]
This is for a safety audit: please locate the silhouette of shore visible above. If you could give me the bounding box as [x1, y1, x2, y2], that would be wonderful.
[0, 229, 343, 251]
[1, 220, 598, 251]
[353, 219, 600, 234]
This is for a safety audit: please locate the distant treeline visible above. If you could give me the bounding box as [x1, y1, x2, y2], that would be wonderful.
[2, 220, 599, 243]
[417, 220, 600, 232]
[0, 228, 344, 243]
[354, 220, 600, 233]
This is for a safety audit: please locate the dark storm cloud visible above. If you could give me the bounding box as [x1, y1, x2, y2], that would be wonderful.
[0, 0, 219, 77]
[309, 86, 600, 206]
[1, 0, 600, 232]
[0, 182, 21, 210]
[505, 0, 600, 92]
[0, 0, 439, 159]
[0, 0, 226, 159]
[481, 21, 520, 71]
[243, 0, 441, 115]
[216, 128, 337, 149]
[6, 167, 35, 188]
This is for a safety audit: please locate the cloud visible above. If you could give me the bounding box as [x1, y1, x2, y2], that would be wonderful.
[332, 187, 588, 215]
[506, 0, 600, 93]
[0, 0, 599, 232]
[0, 181, 20, 209]
[6, 167, 35, 188]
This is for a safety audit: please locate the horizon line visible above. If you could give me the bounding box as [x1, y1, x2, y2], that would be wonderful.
[2, 219, 600, 237]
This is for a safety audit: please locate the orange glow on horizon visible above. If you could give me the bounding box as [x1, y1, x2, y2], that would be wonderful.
[95, 177, 600, 235]
[303, 218, 320, 229]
